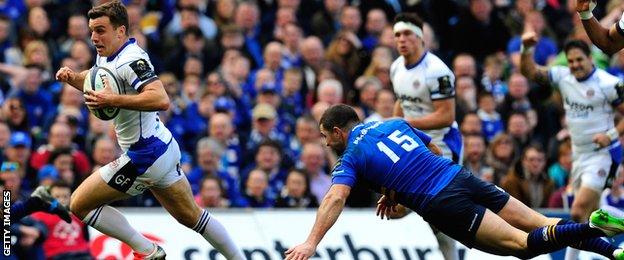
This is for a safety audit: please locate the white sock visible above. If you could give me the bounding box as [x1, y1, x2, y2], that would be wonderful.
[435, 231, 458, 260]
[193, 209, 244, 260]
[565, 247, 580, 260]
[83, 205, 154, 254]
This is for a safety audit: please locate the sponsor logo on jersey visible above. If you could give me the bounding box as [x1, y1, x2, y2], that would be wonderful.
[129, 59, 156, 81]
[438, 76, 453, 95]
[565, 97, 594, 112]
[397, 94, 423, 103]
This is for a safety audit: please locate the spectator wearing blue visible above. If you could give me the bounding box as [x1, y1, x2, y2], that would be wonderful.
[9, 64, 53, 130]
[244, 103, 288, 161]
[187, 138, 243, 206]
[208, 112, 243, 181]
[183, 92, 216, 152]
[608, 50, 624, 80]
[477, 92, 504, 142]
[37, 164, 59, 187]
[4, 131, 35, 191]
[507, 11, 558, 68]
[239, 168, 275, 208]
[361, 9, 388, 52]
[280, 23, 304, 69]
[164, 3, 217, 40]
[240, 140, 288, 201]
[234, 1, 263, 69]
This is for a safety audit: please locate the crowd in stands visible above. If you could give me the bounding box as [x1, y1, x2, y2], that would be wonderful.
[3, 0, 624, 233]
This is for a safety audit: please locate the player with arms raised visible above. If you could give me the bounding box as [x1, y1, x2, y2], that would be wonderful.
[55, 1, 244, 259]
[576, 0, 624, 54]
[520, 30, 624, 260]
[285, 104, 624, 260]
[390, 12, 462, 259]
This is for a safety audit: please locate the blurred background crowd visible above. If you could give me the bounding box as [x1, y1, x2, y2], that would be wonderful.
[4, 0, 624, 227]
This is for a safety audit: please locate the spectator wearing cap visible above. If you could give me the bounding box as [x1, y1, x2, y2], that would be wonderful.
[36, 164, 58, 187]
[214, 95, 250, 135]
[29, 122, 90, 178]
[187, 137, 243, 206]
[3, 131, 35, 190]
[244, 103, 289, 168]
[209, 112, 243, 180]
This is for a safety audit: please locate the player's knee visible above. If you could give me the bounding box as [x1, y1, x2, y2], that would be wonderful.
[69, 195, 87, 220]
[172, 210, 198, 228]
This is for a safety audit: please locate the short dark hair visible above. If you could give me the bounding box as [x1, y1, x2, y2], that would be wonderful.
[50, 181, 71, 191]
[87, 0, 129, 36]
[563, 40, 591, 57]
[182, 26, 203, 39]
[256, 139, 283, 157]
[319, 104, 360, 132]
[48, 147, 73, 165]
[393, 12, 424, 29]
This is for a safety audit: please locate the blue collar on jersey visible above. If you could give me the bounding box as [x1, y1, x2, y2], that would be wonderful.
[576, 66, 596, 82]
[106, 38, 136, 62]
[404, 51, 428, 70]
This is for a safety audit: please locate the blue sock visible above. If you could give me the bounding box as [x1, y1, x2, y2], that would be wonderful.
[526, 222, 605, 258]
[558, 219, 617, 259]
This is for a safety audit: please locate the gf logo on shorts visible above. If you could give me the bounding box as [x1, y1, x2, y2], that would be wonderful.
[108, 164, 138, 192]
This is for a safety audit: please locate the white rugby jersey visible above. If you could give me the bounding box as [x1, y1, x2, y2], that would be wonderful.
[94, 38, 172, 151]
[390, 52, 458, 143]
[549, 66, 623, 153]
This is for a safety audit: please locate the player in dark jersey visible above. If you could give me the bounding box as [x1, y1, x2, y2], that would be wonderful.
[285, 104, 624, 260]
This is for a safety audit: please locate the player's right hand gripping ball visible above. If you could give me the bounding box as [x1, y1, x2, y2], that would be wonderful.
[83, 66, 121, 120]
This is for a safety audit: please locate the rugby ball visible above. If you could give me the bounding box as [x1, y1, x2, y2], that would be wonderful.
[83, 66, 121, 121]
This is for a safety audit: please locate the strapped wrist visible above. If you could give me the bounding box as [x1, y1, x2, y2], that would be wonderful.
[579, 10, 593, 20]
[520, 44, 535, 54]
[607, 127, 620, 141]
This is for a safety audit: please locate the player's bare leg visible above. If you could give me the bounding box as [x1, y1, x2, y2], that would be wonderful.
[70, 171, 158, 256]
[150, 177, 244, 259]
[566, 186, 601, 260]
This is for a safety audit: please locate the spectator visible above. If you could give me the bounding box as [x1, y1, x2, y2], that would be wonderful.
[452, 53, 478, 79]
[506, 112, 533, 156]
[480, 54, 508, 103]
[208, 112, 242, 179]
[29, 122, 91, 177]
[477, 92, 504, 142]
[311, 0, 345, 44]
[455, 76, 478, 122]
[1, 97, 29, 132]
[165, 2, 217, 40]
[300, 36, 326, 100]
[213, 0, 237, 28]
[316, 79, 344, 105]
[364, 88, 395, 123]
[187, 138, 241, 205]
[362, 9, 388, 52]
[281, 23, 304, 69]
[325, 30, 364, 86]
[507, 11, 558, 68]
[195, 176, 230, 208]
[275, 169, 319, 208]
[460, 112, 482, 136]
[59, 14, 90, 54]
[501, 144, 554, 208]
[486, 133, 517, 185]
[3, 132, 35, 189]
[241, 139, 288, 200]
[298, 142, 331, 204]
[0, 121, 9, 149]
[240, 168, 275, 208]
[450, 0, 510, 62]
[31, 181, 91, 259]
[245, 104, 288, 157]
[463, 134, 494, 180]
[339, 6, 362, 34]
[234, 1, 263, 68]
[547, 139, 572, 189]
[90, 137, 117, 172]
